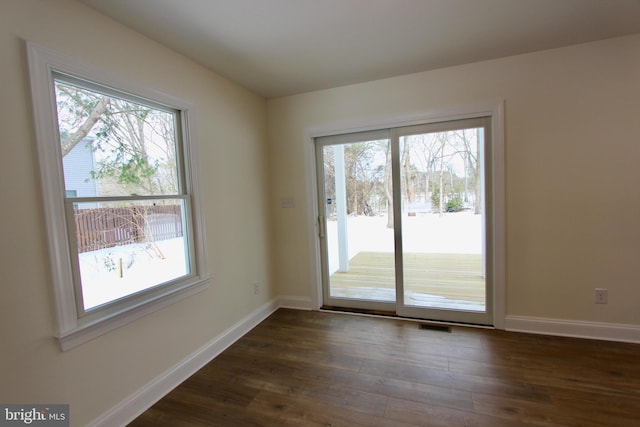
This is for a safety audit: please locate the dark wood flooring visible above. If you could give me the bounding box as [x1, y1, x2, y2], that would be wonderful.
[129, 309, 640, 426]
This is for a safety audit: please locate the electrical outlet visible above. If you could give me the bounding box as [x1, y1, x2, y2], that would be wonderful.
[595, 288, 607, 304]
[253, 282, 260, 295]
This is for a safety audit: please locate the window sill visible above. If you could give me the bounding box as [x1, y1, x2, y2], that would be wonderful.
[57, 276, 210, 351]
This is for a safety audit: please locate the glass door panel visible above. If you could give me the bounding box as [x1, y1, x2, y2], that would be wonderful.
[317, 133, 396, 311]
[394, 117, 493, 325]
[399, 128, 485, 313]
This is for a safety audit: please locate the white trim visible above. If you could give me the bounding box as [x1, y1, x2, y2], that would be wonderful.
[505, 315, 640, 344]
[58, 278, 209, 351]
[305, 102, 504, 139]
[27, 41, 79, 333]
[278, 295, 313, 310]
[89, 298, 280, 427]
[26, 41, 210, 349]
[490, 102, 505, 329]
[303, 129, 323, 310]
[303, 101, 506, 326]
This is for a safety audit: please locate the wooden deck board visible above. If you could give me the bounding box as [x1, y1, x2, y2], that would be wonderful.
[330, 251, 485, 305]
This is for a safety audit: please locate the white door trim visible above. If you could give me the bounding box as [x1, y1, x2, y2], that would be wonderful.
[303, 101, 505, 328]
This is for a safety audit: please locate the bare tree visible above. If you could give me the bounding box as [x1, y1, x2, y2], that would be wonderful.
[383, 141, 394, 228]
[59, 92, 111, 157]
[55, 81, 178, 195]
[401, 140, 414, 209]
[55, 80, 180, 260]
[453, 129, 481, 214]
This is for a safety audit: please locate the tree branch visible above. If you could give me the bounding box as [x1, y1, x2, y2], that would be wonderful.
[61, 96, 111, 157]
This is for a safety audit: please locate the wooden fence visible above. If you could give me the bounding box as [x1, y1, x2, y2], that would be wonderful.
[74, 205, 183, 253]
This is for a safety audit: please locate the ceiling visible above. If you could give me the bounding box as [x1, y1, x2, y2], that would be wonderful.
[80, 0, 640, 98]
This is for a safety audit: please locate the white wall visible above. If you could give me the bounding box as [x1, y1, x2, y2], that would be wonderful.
[0, 0, 271, 425]
[268, 34, 640, 329]
[2, 0, 640, 423]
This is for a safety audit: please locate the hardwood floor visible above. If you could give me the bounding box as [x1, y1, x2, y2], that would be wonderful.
[129, 309, 640, 426]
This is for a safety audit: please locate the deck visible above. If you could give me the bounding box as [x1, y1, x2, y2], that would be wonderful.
[329, 251, 485, 311]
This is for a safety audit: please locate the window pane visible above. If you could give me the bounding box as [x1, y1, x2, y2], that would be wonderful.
[400, 129, 485, 312]
[73, 199, 189, 310]
[54, 79, 179, 197]
[323, 141, 396, 302]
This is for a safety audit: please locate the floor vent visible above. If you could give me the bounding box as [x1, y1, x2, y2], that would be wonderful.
[419, 323, 451, 333]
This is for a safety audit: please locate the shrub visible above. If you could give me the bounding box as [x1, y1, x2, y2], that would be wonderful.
[446, 194, 464, 212]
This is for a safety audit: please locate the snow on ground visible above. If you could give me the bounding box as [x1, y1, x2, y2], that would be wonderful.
[79, 237, 187, 309]
[326, 211, 482, 274]
[79, 212, 482, 310]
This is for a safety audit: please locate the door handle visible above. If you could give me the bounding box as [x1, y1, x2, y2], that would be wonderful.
[318, 215, 325, 238]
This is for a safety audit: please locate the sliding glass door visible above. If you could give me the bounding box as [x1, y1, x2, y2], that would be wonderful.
[316, 130, 396, 312]
[316, 117, 493, 325]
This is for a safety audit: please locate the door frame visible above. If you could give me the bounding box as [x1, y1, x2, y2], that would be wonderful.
[303, 102, 505, 329]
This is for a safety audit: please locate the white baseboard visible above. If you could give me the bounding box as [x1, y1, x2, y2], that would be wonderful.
[278, 295, 313, 310]
[505, 315, 640, 344]
[90, 298, 280, 427]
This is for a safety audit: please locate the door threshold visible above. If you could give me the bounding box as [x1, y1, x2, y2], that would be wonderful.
[321, 305, 397, 318]
[320, 305, 494, 329]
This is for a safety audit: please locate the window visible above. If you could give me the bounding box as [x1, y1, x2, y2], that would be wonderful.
[27, 43, 209, 350]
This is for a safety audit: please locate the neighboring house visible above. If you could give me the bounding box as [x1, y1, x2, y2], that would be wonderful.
[62, 136, 98, 207]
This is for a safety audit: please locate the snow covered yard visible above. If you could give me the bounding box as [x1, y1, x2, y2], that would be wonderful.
[78, 237, 188, 309]
[326, 211, 482, 274]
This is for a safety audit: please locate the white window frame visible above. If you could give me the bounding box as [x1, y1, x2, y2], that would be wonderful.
[26, 42, 210, 350]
